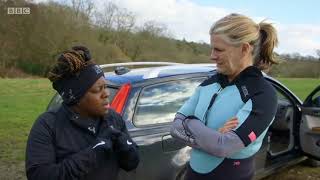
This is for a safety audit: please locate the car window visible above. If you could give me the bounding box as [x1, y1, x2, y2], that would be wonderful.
[133, 77, 206, 126]
[311, 90, 320, 107]
[276, 89, 289, 102]
[106, 85, 119, 102]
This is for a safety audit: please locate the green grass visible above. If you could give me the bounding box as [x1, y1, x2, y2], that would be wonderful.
[0, 79, 55, 163]
[277, 78, 320, 100]
[0, 78, 319, 179]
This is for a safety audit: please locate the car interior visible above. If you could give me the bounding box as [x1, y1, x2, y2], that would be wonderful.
[254, 85, 296, 170]
[268, 96, 294, 154]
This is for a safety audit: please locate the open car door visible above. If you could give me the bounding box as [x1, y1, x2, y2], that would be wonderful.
[299, 85, 320, 160]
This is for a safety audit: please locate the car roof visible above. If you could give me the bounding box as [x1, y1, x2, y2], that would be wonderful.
[102, 62, 272, 87]
[104, 64, 216, 85]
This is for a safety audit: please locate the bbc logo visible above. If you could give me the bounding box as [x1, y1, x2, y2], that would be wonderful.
[7, 7, 30, 15]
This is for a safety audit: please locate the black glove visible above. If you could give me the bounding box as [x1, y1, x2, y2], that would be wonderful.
[109, 126, 134, 152]
[92, 138, 113, 154]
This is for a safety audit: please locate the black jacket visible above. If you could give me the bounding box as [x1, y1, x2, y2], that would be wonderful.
[26, 104, 139, 180]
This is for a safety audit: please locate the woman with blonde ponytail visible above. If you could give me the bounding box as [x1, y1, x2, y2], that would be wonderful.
[171, 14, 279, 180]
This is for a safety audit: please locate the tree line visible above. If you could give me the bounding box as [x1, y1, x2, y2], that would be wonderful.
[0, 0, 319, 78]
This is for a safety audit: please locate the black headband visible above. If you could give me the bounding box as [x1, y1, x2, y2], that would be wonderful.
[52, 64, 104, 105]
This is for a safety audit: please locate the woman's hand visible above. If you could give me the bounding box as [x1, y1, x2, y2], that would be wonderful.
[218, 117, 239, 133]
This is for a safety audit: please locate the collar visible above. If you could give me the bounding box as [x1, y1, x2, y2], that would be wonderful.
[217, 66, 262, 88]
[61, 104, 101, 135]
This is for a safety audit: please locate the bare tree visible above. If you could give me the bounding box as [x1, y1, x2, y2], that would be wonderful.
[94, 1, 118, 30]
[140, 21, 169, 37]
[95, 1, 135, 32]
[114, 9, 135, 31]
[71, 0, 94, 18]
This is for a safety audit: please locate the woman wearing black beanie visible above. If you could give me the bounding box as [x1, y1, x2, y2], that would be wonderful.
[25, 46, 139, 180]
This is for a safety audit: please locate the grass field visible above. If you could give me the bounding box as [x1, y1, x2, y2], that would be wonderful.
[276, 78, 320, 100]
[0, 77, 319, 180]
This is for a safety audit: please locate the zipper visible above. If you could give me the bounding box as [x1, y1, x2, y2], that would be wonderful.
[204, 87, 223, 125]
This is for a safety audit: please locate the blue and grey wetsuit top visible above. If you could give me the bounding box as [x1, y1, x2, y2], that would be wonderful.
[178, 66, 277, 174]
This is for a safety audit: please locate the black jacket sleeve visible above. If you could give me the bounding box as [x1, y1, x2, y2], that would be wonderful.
[25, 113, 104, 180]
[114, 113, 140, 171]
[233, 82, 278, 147]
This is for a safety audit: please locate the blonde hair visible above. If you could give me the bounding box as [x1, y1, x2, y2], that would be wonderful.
[209, 13, 278, 70]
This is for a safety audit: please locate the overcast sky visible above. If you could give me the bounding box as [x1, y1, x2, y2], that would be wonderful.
[35, 0, 320, 56]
